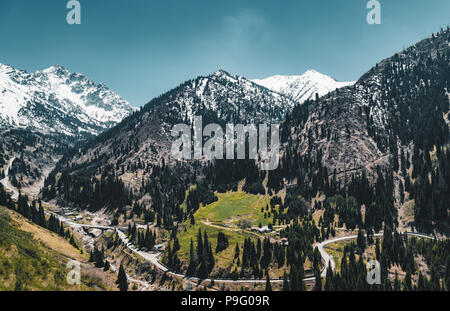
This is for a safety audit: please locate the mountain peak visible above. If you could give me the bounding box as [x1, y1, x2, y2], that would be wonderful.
[252, 70, 355, 103]
[0, 63, 135, 136]
[0, 63, 14, 71]
[211, 69, 232, 77]
[301, 69, 333, 80]
[41, 65, 69, 75]
[303, 69, 320, 75]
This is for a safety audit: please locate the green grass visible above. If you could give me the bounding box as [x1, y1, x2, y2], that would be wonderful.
[173, 190, 282, 276]
[176, 223, 244, 267]
[323, 240, 353, 273]
[194, 191, 274, 227]
[0, 206, 94, 291]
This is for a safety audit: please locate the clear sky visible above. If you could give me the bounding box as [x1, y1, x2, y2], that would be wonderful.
[0, 0, 449, 106]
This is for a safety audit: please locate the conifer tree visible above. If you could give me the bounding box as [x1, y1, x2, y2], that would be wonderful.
[314, 267, 322, 291]
[117, 263, 128, 291]
[282, 271, 289, 291]
[265, 272, 272, 291]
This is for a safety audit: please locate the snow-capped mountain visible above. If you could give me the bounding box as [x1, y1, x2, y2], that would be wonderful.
[252, 70, 355, 103]
[0, 63, 136, 137]
[145, 69, 297, 125]
[44, 69, 298, 192]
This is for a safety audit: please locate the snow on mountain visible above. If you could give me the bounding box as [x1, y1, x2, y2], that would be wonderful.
[251, 70, 355, 103]
[0, 63, 136, 137]
[145, 69, 297, 125]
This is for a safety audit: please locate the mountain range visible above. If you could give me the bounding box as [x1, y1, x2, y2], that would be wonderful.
[1, 29, 449, 233]
[1, 28, 449, 292]
[283, 31, 450, 179]
[0, 64, 352, 138]
[0, 63, 136, 137]
[43, 29, 450, 222]
[38, 68, 352, 182]
[0, 62, 351, 193]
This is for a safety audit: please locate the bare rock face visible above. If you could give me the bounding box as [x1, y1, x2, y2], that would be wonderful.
[292, 85, 388, 180]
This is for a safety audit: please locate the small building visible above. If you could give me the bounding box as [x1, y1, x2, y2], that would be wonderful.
[259, 226, 272, 233]
[251, 226, 272, 234]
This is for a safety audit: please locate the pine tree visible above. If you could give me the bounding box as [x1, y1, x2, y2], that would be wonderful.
[356, 229, 366, 253]
[314, 267, 322, 291]
[324, 265, 334, 291]
[404, 270, 412, 291]
[234, 243, 240, 260]
[265, 272, 272, 291]
[187, 239, 196, 276]
[289, 266, 298, 291]
[282, 271, 289, 291]
[38, 201, 46, 227]
[104, 260, 110, 271]
[117, 263, 128, 291]
[196, 229, 203, 261]
[418, 273, 425, 291]
[393, 271, 400, 291]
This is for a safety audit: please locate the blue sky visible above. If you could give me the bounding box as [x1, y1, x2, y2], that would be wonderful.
[0, 0, 449, 106]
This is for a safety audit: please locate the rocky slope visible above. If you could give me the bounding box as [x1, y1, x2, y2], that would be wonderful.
[282, 29, 450, 181]
[48, 69, 297, 175]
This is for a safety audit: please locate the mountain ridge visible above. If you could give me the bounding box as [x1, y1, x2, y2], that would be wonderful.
[37, 29, 450, 240]
[281, 28, 450, 182]
[0, 62, 136, 137]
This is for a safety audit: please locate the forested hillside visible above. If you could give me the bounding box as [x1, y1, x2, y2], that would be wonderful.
[33, 29, 450, 291]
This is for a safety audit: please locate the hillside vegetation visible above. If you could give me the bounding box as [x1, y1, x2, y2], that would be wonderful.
[0, 206, 100, 290]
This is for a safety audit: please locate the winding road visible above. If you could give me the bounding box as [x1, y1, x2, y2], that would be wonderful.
[115, 228, 437, 284]
[0, 159, 440, 285]
[315, 233, 382, 279]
